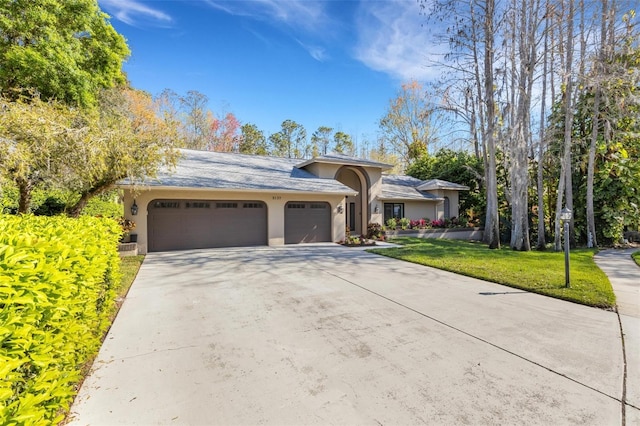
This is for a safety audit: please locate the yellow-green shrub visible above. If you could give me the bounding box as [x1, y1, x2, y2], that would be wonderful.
[0, 214, 121, 425]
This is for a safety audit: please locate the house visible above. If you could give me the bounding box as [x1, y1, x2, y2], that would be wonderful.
[119, 149, 469, 253]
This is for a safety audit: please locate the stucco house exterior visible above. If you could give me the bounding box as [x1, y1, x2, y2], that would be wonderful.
[119, 149, 469, 253]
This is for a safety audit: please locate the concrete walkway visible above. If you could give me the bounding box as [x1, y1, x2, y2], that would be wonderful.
[595, 247, 640, 426]
[68, 245, 637, 425]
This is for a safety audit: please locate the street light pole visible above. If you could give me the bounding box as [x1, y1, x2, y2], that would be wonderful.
[560, 208, 572, 288]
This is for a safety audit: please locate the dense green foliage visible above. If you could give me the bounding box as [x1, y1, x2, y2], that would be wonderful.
[0, 0, 129, 108]
[632, 251, 640, 267]
[370, 238, 615, 308]
[548, 43, 640, 245]
[1, 185, 123, 218]
[407, 149, 485, 224]
[0, 215, 122, 424]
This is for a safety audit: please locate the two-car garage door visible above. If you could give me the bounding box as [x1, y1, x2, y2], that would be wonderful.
[148, 200, 267, 252]
[148, 199, 332, 251]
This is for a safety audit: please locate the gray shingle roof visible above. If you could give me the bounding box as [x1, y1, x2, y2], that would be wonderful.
[125, 149, 357, 194]
[417, 179, 470, 191]
[380, 175, 443, 201]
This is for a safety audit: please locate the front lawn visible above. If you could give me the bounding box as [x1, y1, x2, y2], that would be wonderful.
[632, 251, 640, 267]
[369, 238, 615, 309]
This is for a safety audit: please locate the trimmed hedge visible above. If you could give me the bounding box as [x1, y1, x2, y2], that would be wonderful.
[0, 214, 122, 424]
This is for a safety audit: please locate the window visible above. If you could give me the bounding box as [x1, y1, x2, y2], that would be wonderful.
[444, 197, 450, 219]
[310, 203, 327, 209]
[154, 201, 180, 208]
[287, 203, 306, 209]
[383, 203, 404, 223]
[216, 202, 238, 209]
[243, 203, 263, 208]
[186, 202, 210, 208]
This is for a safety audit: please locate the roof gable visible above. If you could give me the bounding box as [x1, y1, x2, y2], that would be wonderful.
[379, 175, 469, 201]
[296, 152, 393, 171]
[417, 179, 470, 191]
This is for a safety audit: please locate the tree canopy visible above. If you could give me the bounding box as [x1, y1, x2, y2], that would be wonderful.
[0, 0, 130, 108]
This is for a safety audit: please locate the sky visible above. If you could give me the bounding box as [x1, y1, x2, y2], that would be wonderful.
[97, 0, 441, 144]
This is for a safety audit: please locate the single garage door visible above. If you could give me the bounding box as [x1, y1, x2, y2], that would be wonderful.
[284, 202, 331, 244]
[148, 199, 267, 252]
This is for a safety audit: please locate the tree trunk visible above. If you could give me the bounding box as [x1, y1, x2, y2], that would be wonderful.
[537, 1, 550, 249]
[586, 0, 610, 248]
[67, 184, 113, 218]
[482, 0, 500, 249]
[555, 0, 575, 251]
[17, 177, 33, 214]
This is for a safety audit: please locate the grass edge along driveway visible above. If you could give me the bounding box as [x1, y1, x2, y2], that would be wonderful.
[369, 238, 615, 309]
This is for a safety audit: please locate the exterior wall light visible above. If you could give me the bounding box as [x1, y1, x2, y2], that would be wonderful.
[374, 205, 380, 214]
[560, 207, 572, 288]
[337, 204, 344, 214]
[131, 200, 139, 216]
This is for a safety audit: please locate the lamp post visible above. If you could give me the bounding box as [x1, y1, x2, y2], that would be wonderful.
[560, 207, 572, 288]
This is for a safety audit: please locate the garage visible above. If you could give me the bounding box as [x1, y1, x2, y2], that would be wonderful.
[284, 201, 331, 244]
[148, 199, 267, 252]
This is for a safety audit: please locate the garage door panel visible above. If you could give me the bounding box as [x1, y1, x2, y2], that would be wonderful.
[148, 199, 267, 251]
[285, 202, 331, 244]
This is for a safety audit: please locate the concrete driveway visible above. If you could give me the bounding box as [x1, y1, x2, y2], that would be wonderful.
[69, 245, 636, 425]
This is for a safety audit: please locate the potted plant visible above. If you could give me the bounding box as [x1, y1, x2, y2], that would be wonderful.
[118, 217, 136, 242]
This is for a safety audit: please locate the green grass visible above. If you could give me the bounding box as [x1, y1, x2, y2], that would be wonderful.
[632, 251, 640, 267]
[117, 255, 144, 299]
[369, 238, 615, 309]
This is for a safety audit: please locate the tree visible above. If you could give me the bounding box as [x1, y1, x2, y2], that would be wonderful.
[208, 112, 241, 152]
[333, 131, 354, 155]
[407, 149, 485, 223]
[62, 88, 180, 216]
[379, 80, 437, 169]
[0, 0, 129, 108]
[180, 90, 210, 150]
[0, 95, 87, 213]
[239, 123, 269, 155]
[310, 126, 333, 156]
[269, 120, 307, 158]
[424, 0, 501, 248]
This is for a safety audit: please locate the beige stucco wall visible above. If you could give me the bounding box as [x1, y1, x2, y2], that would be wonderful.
[123, 188, 347, 254]
[429, 190, 461, 220]
[404, 201, 438, 222]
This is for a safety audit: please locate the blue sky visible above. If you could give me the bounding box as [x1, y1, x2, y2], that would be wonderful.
[97, 0, 441, 144]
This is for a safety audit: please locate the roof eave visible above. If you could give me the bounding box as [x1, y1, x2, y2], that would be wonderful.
[117, 183, 357, 197]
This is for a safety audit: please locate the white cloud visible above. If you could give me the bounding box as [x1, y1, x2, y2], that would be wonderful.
[203, 0, 332, 61]
[354, 1, 443, 82]
[99, 0, 172, 26]
[296, 39, 329, 62]
[204, 0, 327, 33]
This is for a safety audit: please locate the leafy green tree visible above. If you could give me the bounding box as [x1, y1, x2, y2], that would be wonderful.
[64, 88, 181, 216]
[269, 120, 307, 158]
[0, 89, 181, 216]
[333, 131, 354, 155]
[0, 95, 87, 213]
[311, 126, 333, 156]
[239, 123, 269, 155]
[0, 0, 129, 108]
[407, 149, 485, 224]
